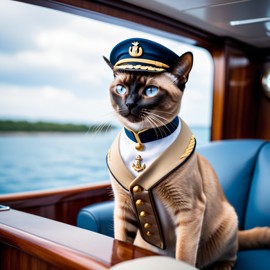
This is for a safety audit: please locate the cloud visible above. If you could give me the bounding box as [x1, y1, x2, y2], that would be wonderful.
[0, 0, 213, 127]
[0, 84, 115, 124]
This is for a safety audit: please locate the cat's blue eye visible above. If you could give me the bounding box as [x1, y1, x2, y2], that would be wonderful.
[144, 86, 158, 97]
[115, 85, 127, 95]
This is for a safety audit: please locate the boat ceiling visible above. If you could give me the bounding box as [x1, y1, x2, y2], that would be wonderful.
[123, 0, 270, 48]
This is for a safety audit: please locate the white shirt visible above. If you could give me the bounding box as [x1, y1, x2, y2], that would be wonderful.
[119, 120, 182, 177]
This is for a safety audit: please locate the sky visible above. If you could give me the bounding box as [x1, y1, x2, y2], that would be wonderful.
[0, 0, 213, 127]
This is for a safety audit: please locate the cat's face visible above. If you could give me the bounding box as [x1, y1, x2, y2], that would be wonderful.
[109, 72, 183, 131]
[106, 52, 193, 131]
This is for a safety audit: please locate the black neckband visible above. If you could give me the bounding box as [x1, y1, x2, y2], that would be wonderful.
[124, 116, 179, 144]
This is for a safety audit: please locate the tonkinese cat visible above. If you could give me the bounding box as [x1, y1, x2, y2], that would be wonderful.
[105, 38, 270, 269]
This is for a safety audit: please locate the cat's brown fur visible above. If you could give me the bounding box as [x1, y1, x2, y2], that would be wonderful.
[105, 52, 270, 269]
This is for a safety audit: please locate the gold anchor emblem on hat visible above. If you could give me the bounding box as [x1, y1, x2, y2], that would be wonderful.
[132, 155, 146, 172]
[129, 42, 143, 57]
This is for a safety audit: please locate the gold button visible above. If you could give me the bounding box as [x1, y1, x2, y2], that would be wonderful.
[139, 211, 147, 217]
[133, 185, 142, 193]
[135, 199, 144, 206]
[146, 231, 153, 237]
[144, 223, 151, 229]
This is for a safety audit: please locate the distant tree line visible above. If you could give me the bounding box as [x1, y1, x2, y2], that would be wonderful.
[0, 120, 114, 133]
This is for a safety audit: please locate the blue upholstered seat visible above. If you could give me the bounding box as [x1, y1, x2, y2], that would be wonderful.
[77, 200, 114, 237]
[77, 140, 270, 269]
[197, 140, 267, 229]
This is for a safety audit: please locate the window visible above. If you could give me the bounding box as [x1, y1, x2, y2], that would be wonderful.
[0, 0, 213, 194]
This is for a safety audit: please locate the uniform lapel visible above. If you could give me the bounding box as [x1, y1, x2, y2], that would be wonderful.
[107, 118, 196, 192]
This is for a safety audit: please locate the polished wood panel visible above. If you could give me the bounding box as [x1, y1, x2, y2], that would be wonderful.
[211, 48, 226, 141]
[210, 44, 270, 141]
[1, 245, 59, 270]
[256, 57, 270, 140]
[222, 42, 259, 139]
[0, 182, 112, 225]
[0, 209, 157, 270]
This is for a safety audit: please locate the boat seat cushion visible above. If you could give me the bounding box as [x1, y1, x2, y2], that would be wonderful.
[197, 139, 266, 229]
[77, 200, 114, 237]
[244, 143, 270, 229]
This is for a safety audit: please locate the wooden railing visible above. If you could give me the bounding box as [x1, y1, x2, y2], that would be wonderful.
[0, 182, 112, 225]
[0, 208, 157, 270]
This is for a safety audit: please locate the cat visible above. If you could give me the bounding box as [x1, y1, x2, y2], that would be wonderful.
[104, 38, 270, 269]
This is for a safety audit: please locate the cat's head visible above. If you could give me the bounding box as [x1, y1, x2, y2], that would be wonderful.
[104, 38, 193, 131]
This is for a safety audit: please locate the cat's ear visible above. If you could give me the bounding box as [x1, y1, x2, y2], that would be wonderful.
[171, 52, 193, 91]
[103, 56, 114, 71]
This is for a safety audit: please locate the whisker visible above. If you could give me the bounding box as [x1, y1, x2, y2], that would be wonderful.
[148, 109, 174, 115]
[86, 110, 117, 136]
[145, 111, 178, 130]
[144, 114, 168, 138]
[146, 112, 169, 122]
[146, 112, 177, 137]
[144, 116, 160, 137]
[142, 110, 166, 125]
[145, 112, 170, 126]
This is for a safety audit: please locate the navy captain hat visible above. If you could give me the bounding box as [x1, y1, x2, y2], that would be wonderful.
[109, 38, 179, 72]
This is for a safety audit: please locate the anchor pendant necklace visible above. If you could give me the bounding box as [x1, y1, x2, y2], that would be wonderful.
[124, 127, 147, 173]
[131, 132, 146, 172]
[124, 117, 180, 173]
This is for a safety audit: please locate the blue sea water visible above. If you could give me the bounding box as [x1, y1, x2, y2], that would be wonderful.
[0, 127, 210, 194]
